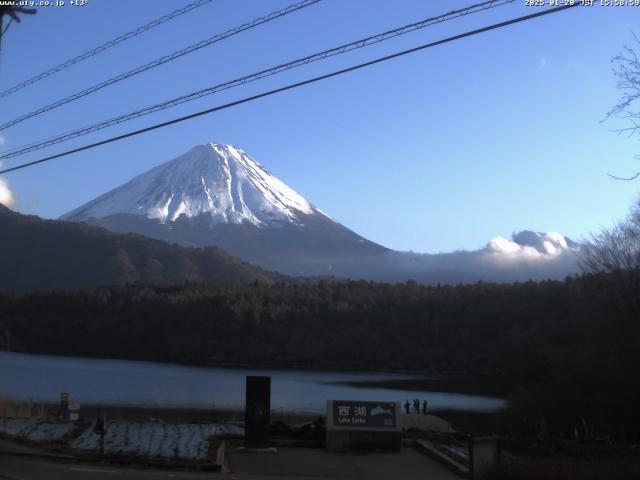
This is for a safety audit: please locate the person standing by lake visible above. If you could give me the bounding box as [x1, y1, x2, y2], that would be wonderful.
[422, 399, 428, 415]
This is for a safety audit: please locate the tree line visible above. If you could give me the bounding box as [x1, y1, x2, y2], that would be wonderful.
[1, 271, 638, 440]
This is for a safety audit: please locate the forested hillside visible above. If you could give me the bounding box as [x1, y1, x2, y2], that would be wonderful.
[1, 275, 638, 439]
[0, 204, 282, 291]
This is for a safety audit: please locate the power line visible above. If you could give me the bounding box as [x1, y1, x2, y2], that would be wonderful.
[0, 0, 216, 99]
[0, 0, 321, 131]
[0, 0, 516, 160]
[0, 4, 578, 176]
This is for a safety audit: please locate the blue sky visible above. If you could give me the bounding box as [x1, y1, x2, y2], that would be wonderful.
[0, 0, 638, 252]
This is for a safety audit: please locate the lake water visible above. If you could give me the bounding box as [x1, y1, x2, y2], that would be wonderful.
[0, 352, 505, 414]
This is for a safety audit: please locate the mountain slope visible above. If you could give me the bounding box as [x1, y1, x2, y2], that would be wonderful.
[59, 141, 580, 283]
[61, 142, 389, 275]
[0, 204, 282, 292]
[62, 143, 329, 226]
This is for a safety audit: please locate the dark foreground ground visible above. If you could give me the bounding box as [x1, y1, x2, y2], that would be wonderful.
[499, 448, 640, 480]
[0, 438, 458, 480]
[0, 455, 217, 480]
[3, 418, 640, 480]
[4, 440, 640, 480]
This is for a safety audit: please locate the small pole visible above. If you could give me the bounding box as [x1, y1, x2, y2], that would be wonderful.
[95, 413, 107, 456]
[102, 413, 106, 456]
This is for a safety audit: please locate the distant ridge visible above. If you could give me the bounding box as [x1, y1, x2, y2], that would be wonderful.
[0, 204, 282, 292]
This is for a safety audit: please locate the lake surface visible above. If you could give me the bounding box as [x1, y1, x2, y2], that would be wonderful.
[0, 352, 505, 413]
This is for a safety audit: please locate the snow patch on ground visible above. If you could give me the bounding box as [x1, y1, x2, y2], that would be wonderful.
[72, 421, 243, 461]
[0, 417, 243, 461]
[0, 418, 73, 443]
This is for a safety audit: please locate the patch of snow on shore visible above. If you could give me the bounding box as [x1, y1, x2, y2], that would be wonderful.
[0, 418, 73, 443]
[72, 420, 243, 460]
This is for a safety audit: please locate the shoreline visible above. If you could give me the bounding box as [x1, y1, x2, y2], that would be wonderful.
[1, 403, 500, 437]
[76, 404, 318, 425]
[326, 376, 511, 398]
[0, 350, 505, 379]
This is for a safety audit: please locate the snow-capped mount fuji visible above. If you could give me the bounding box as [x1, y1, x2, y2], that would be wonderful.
[61, 141, 581, 283]
[62, 142, 389, 275]
[63, 143, 329, 227]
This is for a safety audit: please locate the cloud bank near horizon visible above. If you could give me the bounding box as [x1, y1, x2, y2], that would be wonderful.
[481, 230, 579, 266]
[386, 230, 581, 284]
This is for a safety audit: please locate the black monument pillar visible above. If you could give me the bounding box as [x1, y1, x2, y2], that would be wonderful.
[244, 375, 271, 448]
[60, 392, 69, 420]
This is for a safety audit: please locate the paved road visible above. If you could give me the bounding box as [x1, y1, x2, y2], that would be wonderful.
[0, 440, 52, 456]
[0, 456, 218, 480]
[231, 447, 460, 479]
[0, 447, 460, 480]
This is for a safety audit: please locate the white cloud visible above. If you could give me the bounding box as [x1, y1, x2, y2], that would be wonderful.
[481, 231, 576, 265]
[377, 231, 581, 284]
[487, 236, 527, 255]
[0, 177, 16, 208]
[0, 142, 16, 208]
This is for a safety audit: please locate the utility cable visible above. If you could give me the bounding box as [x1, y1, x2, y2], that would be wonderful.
[0, 0, 516, 160]
[0, 0, 320, 131]
[0, 4, 578, 176]
[0, 0, 217, 99]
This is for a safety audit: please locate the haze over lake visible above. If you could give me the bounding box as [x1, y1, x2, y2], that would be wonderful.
[0, 353, 505, 414]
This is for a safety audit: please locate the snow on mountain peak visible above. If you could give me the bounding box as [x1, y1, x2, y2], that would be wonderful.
[62, 142, 326, 226]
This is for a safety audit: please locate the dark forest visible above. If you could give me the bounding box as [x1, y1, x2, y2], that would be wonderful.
[2, 272, 638, 441]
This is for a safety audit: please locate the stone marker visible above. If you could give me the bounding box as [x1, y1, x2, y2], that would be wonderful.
[60, 392, 69, 420]
[67, 399, 80, 421]
[326, 400, 401, 451]
[244, 376, 271, 448]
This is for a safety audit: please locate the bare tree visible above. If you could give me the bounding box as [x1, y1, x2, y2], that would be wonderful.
[581, 197, 640, 325]
[0, 6, 36, 51]
[583, 200, 640, 271]
[584, 37, 640, 324]
[607, 34, 640, 180]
